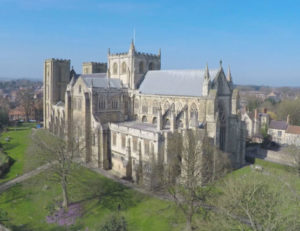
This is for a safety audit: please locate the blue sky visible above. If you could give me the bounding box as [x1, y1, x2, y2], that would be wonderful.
[0, 0, 299, 86]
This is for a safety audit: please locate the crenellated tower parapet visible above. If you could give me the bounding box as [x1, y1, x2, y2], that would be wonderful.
[108, 41, 161, 89]
[82, 62, 107, 74]
[43, 58, 71, 128]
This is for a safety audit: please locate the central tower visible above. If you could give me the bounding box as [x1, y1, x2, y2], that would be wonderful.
[108, 41, 161, 89]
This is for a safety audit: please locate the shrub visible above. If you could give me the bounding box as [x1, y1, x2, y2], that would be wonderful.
[99, 213, 127, 231]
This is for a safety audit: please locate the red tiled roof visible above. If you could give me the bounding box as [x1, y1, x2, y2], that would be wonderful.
[286, 125, 300, 135]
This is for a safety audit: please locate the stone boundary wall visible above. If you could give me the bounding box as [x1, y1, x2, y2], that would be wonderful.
[246, 146, 296, 167]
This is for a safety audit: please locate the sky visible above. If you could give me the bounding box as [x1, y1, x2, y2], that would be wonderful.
[0, 0, 299, 87]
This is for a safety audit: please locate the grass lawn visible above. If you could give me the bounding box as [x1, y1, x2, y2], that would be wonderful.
[0, 123, 35, 184]
[0, 125, 299, 230]
[0, 166, 185, 231]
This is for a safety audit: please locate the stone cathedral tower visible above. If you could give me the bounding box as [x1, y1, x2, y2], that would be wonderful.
[43, 59, 70, 129]
[108, 41, 161, 89]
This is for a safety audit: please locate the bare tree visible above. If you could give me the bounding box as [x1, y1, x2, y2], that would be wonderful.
[215, 172, 300, 231]
[162, 130, 231, 231]
[28, 129, 84, 208]
[0, 96, 9, 128]
[285, 145, 300, 176]
[17, 88, 34, 122]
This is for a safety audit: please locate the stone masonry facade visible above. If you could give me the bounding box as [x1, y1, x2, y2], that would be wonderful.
[43, 42, 246, 186]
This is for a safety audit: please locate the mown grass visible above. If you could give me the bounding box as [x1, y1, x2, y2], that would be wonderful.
[0, 126, 299, 230]
[0, 166, 185, 231]
[0, 124, 34, 183]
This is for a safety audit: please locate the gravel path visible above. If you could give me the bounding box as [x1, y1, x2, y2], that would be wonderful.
[0, 163, 52, 193]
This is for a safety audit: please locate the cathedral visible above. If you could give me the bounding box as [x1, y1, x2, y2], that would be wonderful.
[43, 41, 246, 185]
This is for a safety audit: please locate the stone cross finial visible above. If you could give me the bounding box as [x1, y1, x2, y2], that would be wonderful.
[219, 60, 223, 67]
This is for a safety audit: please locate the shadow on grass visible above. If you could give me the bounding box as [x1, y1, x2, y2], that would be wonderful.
[2, 142, 19, 152]
[73, 175, 145, 215]
[7, 128, 30, 132]
[0, 184, 32, 204]
[10, 223, 85, 231]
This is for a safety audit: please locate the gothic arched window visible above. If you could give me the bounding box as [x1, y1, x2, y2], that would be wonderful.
[190, 103, 198, 120]
[142, 101, 148, 114]
[177, 120, 183, 128]
[148, 62, 154, 70]
[113, 63, 118, 74]
[134, 99, 139, 109]
[99, 97, 105, 109]
[163, 101, 170, 115]
[218, 103, 226, 151]
[152, 117, 157, 125]
[112, 97, 119, 109]
[142, 116, 148, 123]
[121, 62, 127, 74]
[139, 61, 144, 74]
[152, 100, 159, 114]
[164, 118, 170, 129]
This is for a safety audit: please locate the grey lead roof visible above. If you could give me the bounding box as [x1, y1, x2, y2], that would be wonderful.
[80, 73, 122, 88]
[139, 69, 219, 97]
[269, 120, 288, 130]
[116, 121, 158, 133]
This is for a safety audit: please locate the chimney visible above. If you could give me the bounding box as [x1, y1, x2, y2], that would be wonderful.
[287, 114, 290, 125]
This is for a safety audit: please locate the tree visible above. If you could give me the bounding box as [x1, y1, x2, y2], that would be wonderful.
[0, 96, 9, 128]
[285, 145, 300, 177]
[215, 173, 300, 231]
[17, 88, 34, 122]
[33, 97, 43, 122]
[28, 129, 84, 208]
[99, 213, 128, 231]
[163, 130, 231, 231]
[275, 99, 300, 126]
[246, 96, 263, 112]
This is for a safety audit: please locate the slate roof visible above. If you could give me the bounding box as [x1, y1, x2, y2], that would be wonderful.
[80, 74, 122, 89]
[115, 121, 158, 133]
[286, 125, 300, 135]
[139, 69, 219, 97]
[269, 120, 288, 130]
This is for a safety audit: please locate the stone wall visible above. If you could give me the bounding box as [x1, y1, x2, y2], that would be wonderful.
[246, 146, 296, 166]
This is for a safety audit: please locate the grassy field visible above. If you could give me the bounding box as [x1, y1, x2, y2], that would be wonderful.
[0, 166, 184, 231]
[0, 158, 298, 231]
[0, 126, 299, 230]
[0, 123, 35, 183]
[0, 125, 184, 230]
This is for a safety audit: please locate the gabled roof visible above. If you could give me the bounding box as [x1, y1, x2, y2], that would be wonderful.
[80, 73, 122, 89]
[269, 120, 288, 130]
[286, 125, 300, 135]
[139, 69, 219, 97]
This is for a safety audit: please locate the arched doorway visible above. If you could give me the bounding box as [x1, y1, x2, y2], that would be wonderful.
[163, 118, 170, 129]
